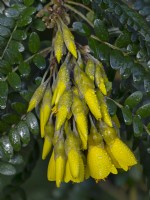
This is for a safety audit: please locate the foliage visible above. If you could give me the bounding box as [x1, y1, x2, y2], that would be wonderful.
[0, 0, 149, 199]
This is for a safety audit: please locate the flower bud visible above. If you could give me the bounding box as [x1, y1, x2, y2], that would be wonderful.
[85, 59, 95, 81]
[54, 29, 64, 63]
[47, 150, 56, 181]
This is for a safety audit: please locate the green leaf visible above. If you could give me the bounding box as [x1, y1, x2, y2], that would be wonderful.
[110, 50, 124, 70]
[0, 14, 14, 28]
[72, 22, 91, 36]
[133, 115, 143, 137]
[18, 62, 31, 78]
[121, 105, 132, 125]
[12, 30, 27, 41]
[94, 19, 109, 41]
[33, 19, 46, 31]
[136, 103, 150, 118]
[9, 128, 21, 152]
[24, 0, 34, 6]
[115, 31, 131, 48]
[124, 91, 143, 109]
[21, 7, 36, 17]
[0, 25, 10, 38]
[5, 8, 20, 18]
[28, 32, 40, 53]
[17, 121, 30, 145]
[0, 162, 16, 175]
[0, 80, 8, 98]
[144, 76, 150, 93]
[9, 154, 24, 165]
[11, 102, 27, 115]
[33, 54, 46, 70]
[106, 98, 117, 116]
[0, 120, 9, 132]
[0, 136, 13, 159]
[1, 113, 20, 125]
[7, 72, 21, 91]
[18, 16, 32, 27]
[26, 112, 39, 135]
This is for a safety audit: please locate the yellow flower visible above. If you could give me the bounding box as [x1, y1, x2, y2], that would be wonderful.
[87, 145, 117, 180]
[47, 151, 56, 181]
[106, 138, 137, 171]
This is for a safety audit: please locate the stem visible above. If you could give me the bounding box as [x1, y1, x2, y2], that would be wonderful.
[144, 125, 150, 135]
[106, 97, 123, 109]
[0, 24, 18, 60]
[90, 35, 127, 56]
[64, 3, 94, 28]
[4, 47, 51, 81]
[66, 1, 93, 12]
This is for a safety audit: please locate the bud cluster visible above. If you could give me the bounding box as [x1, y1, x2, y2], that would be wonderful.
[27, 14, 137, 187]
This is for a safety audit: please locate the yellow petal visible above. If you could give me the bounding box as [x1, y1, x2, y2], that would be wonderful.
[107, 138, 137, 171]
[47, 151, 56, 181]
[87, 145, 116, 180]
[56, 156, 66, 187]
[68, 149, 80, 178]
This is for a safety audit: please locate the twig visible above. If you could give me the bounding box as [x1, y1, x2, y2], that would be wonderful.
[64, 3, 94, 28]
[66, 1, 93, 12]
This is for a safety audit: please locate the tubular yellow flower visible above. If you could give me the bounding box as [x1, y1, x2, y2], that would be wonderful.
[112, 114, 120, 128]
[54, 139, 66, 187]
[55, 90, 72, 130]
[27, 82, 47, 112]
[96, 90, 112, 127]
[85, 59, 95, 81]
[54, 29, 64, 63]
[40, 86, 52, 138]
[87, 145, 117, 180]
[87, 124, 117, 180]
[68, 149, 80, 178]
[52, 63, 70, 106]
[47, 151, 56, 181]
[61, 22, 77, 58]
[95, 64, 107, 95]
[64, 160, 72, 183]
[64, 156, 85, 183]
[42, 122, 54, 160]
[106, 138, 137, 171]
[84, 88, 102, 120]
[72, 95, 88, 149]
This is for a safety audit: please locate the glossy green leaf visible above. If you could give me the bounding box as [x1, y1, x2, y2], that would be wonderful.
[0, 120, 9, 132]
[115, 31, 131, 48]
[124, 91, 143, 109]
[106, 98, 117, 116]
[33, 54, 46, 70]
[94, 19, 109, 41]
[33, 19, 46, 31]
[110, 50, 125, 70]
[28, 32, 40, 53]
[0, 162, 16, 175]
[24, 0, 34, 6]
[18, 62, 31, 77]
[26, 112, 39, 135]
[9, 128, 21, 152]
[133, 115, 143, 137]
[136, 103, 150, 118]
[21, 7, 36, 17]
[9, 154, 24, 165]
[0, 25, 10, 38]
[5, 8, 20, 18]
[144, 76, 150, 93]
[7, 72, 21, 91]
[12, 30, 27, 41]
[0, 14, 14, 28]
[11, 102, 27, 115]
[0, 80, 8, 98]
[0, 136, 13, 159]
[1, 113, 20, 125]
[121, 105, 132, 125]
[18, 16, 32, 27]
[17, 121, 30, 145]
[72, 22, 91, 36]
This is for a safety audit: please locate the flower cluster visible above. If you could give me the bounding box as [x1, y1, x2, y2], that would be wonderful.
[27, 18, 137, 188]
